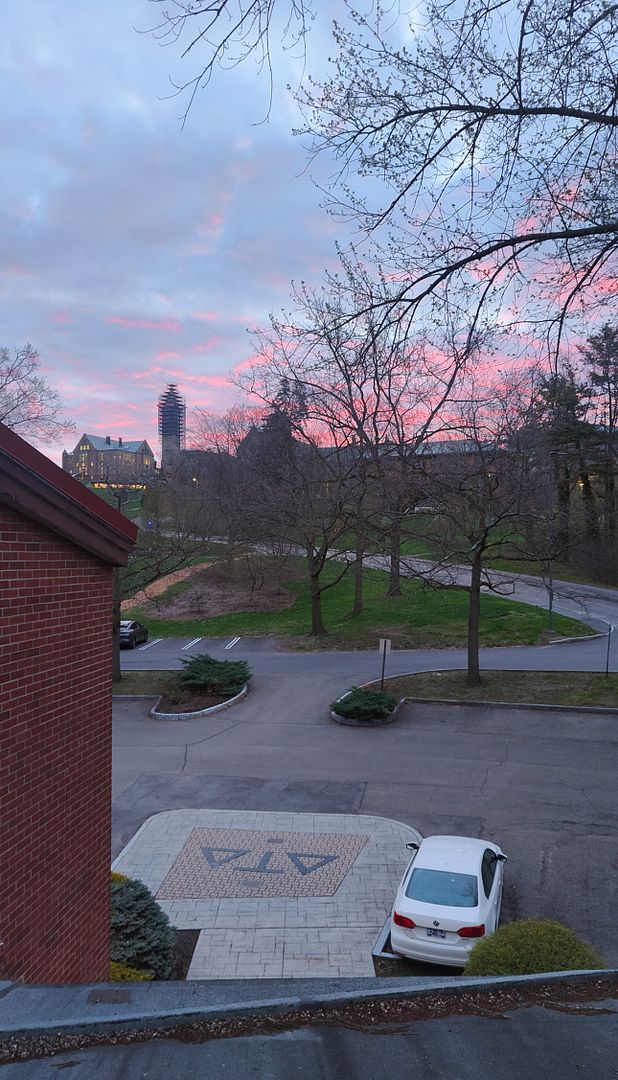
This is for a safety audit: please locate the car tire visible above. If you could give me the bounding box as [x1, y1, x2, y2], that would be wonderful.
[130, 635, 137, 649]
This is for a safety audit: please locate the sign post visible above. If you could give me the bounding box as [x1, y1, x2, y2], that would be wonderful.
[605, 624, 614, 679]
[378, 638, 391, 691]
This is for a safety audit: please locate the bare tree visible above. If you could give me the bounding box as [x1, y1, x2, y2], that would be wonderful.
[413, 369, 540, 686]
[145, 1, 618, 351]
[243, 275, 482, 606]
[298, 0, 618, 354]
[145, 0, 313, 123]
[0, 344, 74, 444]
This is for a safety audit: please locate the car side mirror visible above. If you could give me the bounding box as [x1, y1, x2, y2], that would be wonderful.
[496, 853, 508, 863]
[405, 842, 420, 851]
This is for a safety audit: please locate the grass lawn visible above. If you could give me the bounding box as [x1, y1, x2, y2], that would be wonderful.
[379, 670, 618, 707]
[124, 560, 591, 649]
[113, 670, 178, 695]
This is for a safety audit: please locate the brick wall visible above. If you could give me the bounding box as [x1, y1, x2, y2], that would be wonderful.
[0, 506, 113, 983]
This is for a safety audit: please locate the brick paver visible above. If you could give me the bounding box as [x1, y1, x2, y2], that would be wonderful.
[112, 809, 420, 979]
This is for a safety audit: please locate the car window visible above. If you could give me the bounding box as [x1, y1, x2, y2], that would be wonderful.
[405, 868, 478, 907]
[481, 850, 497, 898]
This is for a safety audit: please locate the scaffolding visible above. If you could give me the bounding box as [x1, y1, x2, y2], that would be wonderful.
[158, 384, 186, 463]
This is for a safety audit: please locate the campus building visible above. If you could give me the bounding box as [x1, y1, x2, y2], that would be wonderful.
[62, 433, 156, 489]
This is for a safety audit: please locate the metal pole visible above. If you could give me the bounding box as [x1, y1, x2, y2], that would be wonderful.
[547, 559, 554, 632]
[605, 624, 613, 679]
[380, 641, 387, 691]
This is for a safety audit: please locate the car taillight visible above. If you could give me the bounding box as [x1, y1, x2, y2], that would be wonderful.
[393, 912, 416, 929]
[457, 924, 485, 938]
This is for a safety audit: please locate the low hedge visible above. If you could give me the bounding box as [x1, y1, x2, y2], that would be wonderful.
[110, 960, 153, 982]
[332, 687, 398, 721]
[464, 918, 606, 976]
[110, 873, 175, 979]
[178, 653, 251, 697]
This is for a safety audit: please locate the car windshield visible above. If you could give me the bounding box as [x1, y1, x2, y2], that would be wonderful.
[120, 622, 133, 630]
[405, 868, 478, 907]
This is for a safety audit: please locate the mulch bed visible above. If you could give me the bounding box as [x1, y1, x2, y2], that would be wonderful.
[169, 929, 200, 980]
[155, 691, 231, 713]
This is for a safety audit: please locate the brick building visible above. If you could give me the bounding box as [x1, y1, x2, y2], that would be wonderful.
[0, 423, 136, 983]
[62, 433, 156, 487]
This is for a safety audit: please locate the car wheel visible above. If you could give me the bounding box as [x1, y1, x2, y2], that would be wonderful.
[130, 635, 137, 649]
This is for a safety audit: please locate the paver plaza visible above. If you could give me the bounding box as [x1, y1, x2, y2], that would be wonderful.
[113, 809, 420, 979]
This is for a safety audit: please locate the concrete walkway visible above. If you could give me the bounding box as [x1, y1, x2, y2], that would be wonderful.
[112, 809, 420, 979]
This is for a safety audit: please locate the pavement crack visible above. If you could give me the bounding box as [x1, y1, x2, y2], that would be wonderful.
[189, 721, 242, 747]
[480, 737, 512, 798]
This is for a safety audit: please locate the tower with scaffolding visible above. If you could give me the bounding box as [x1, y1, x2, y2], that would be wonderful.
[158, 383, 186, 467]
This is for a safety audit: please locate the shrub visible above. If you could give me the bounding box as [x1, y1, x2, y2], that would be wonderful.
[178, 653, 251, 697]
[464, 919, 606, 977]
[110, 961, 153, 982]
[110, 874, 175, 979]
[332, 687, 398, 721]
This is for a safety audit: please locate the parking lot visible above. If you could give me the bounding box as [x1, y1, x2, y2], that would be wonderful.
[113, 682, 618, 966]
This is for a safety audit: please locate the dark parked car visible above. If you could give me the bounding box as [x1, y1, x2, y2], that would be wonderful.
[119, 620, 148, 649]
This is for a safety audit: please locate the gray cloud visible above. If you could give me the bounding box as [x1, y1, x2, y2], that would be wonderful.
[0, 0, 352, 461]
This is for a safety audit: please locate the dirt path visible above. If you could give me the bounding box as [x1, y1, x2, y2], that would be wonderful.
[121, 563, 211, 612]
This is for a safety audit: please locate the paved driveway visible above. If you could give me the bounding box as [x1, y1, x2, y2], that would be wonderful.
[113, 689, 618, 964]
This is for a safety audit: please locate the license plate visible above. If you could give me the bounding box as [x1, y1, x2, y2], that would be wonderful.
[427, 928, 446, 939]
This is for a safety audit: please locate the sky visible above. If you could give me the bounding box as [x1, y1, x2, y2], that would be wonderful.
[0, 1, 353, 463]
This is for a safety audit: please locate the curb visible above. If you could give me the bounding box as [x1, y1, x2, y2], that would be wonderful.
[328, 691, 406, 725]
[149, 683, 248, 721]
[406, 696, 618, 715]
[363, 670, 618, 715]
[0, 970, 615, 1048]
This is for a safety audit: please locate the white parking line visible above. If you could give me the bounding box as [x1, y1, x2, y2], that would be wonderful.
[138, 638, 163, 651]
[182, 637, 203, 651]
[224, 636, 241, 650]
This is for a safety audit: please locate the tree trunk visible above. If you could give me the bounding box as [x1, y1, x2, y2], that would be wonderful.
[112, 568, 122, 683]
[605, 469, 616, 543]
[579, 468, 599, 542]
[388, 518, 402, 596]
[307, 549, 327, 636]
[555, 464, 571, 554]
[351, 534, 364, 617]
[466, 554, 482, 688]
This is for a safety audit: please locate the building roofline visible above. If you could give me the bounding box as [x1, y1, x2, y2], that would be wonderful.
[0, 423, 137, 565]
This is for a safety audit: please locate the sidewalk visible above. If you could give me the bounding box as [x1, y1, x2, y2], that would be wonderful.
[112, 809, 421, 979]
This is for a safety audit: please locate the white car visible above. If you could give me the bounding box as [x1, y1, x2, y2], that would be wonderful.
[390, 835, 507, 968]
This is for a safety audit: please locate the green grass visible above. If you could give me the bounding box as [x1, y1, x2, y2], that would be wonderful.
[113, 671, 178, 695]
[378, 670, 618, 707]
[124, 559, 591, 649]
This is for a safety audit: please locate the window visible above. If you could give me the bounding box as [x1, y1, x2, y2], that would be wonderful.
[405, 868, 478, 907]
[481, 850, 497, 898]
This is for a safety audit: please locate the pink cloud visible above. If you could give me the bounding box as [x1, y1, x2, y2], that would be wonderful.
[52, 311, 73, 324]
[232, 352, 270, 375]
[4, 261, 34, 277]
[106, 315, 183, 332]
[198, 212, 225, 236]
[193, 311, 218, 322]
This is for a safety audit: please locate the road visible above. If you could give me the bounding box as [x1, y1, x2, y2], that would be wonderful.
[121, 629, 616, 678]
